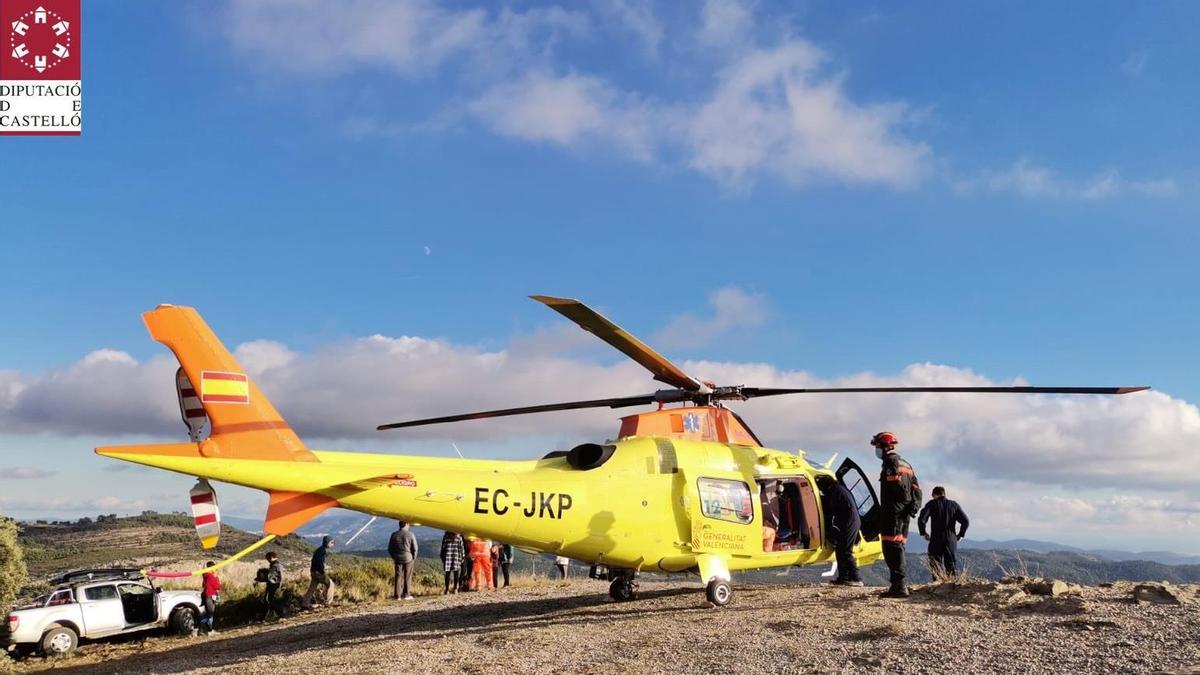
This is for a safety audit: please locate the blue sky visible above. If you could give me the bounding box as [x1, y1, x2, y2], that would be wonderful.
[1, 1, 1198, 553]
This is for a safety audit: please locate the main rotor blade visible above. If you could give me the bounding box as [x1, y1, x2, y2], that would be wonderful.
[376, 393, 658, 430]
[531, 295, 703, 391]
[742, 386, 1150, 397]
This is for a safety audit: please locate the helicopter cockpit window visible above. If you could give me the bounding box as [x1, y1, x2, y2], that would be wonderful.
[697, 478, 754, 524]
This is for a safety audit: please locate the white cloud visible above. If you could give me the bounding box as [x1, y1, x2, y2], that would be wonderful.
[0, 466, 56, 480]
[226, 0, 485, 76]
[1, 329, 1194, 496]
[936, 482, 1200, 552]
[469, 71, 660, 161]
[686, 44, 928, 188]
[222, 0, 929, 190]
[594, 0, 663, 57]
[0, 352, 180, 436]
[960, 159, 1177, 200]
[0, 494, 153, 514]
[224, 0, 586, 77]
[655, 286, 768, 349]
[234, 340, 298, 376]
[697, 0, 755, 51]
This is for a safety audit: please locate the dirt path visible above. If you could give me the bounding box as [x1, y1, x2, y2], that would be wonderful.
[15, 580, 1200, 674]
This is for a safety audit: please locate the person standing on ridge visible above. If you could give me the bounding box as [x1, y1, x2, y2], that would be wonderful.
[256, 551, 284, 619]
[468, 537, 493, 590]
[497, 542, 515, 589]
[439, 530, 465, 594]
[918, 486, 970, 578]
[873, 431, 921, 598]
[389, 520, 418, 600]
[491, 540, 502, 589]
[200, 561, 220, 634]
[302, 536, 335, 609]
[819, 476, 863, 587]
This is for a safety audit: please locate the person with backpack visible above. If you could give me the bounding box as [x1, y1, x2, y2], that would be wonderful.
[496, 543, 515, 589]
[873, 431, 922, 598]
[255, 551, 284, 619]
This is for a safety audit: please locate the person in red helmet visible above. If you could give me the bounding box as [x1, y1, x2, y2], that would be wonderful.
[872, 431, 922, 598]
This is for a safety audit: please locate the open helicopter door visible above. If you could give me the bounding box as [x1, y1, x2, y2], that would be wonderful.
[835, 458, 880, 541]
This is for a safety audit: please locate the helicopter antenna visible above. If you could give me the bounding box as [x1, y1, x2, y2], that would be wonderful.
[451, 441, 464, 459]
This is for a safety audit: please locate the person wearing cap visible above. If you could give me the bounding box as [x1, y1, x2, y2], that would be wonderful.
[302, 536, 335, 609]
[872, 431, 922, 598]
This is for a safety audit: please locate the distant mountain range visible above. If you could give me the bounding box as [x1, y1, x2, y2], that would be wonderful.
[959, 538, 1200, 566]
[223, 511, 1200, 570]
[223, 512, 444, 552]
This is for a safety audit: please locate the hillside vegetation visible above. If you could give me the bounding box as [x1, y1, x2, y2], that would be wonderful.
[10, 514, 442, 630]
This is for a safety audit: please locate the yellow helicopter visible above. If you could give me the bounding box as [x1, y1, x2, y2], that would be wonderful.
[96, 297, 1146, 606]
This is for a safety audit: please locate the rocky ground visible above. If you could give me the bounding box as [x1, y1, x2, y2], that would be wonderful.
[10, 578, 1200, 674]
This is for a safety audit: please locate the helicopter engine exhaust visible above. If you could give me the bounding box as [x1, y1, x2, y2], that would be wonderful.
[567, 443, 616, 470]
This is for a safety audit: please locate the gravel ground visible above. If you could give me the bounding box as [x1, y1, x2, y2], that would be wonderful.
[15, 580, 1200, 674]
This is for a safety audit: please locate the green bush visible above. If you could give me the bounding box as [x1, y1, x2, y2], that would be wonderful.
[0, 516, 29, 614]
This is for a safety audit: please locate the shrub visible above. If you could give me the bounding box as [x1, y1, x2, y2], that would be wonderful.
[0, 516, 29, 614]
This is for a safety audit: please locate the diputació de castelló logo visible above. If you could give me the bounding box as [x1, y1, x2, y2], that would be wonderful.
[1, 0, 81, 136]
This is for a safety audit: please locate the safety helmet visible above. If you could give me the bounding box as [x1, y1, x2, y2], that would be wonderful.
[870, 431, 899, 449]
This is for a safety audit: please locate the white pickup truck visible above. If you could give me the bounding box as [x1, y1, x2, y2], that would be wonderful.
[4, 569, 203, 658]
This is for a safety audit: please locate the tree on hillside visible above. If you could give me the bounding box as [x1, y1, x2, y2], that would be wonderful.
[0, 516, 29, 612]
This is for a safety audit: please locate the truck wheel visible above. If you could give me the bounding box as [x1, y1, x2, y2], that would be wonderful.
[39, 625, 78, 657]
[705, 579, 733, 607]
[169, 607, 197, 636]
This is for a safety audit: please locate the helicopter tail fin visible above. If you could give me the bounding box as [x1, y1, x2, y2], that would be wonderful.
[101, 304, 317, 463]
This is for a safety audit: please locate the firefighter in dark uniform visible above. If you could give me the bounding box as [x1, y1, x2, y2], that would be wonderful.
[918, 486, 970, 578]
[873, 431, 921, 598]
[820, 476, 863, 586]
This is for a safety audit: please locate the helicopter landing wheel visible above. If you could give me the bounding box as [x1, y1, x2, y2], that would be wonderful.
[705, 579, 733, 607]
[609, 576, 638, 602]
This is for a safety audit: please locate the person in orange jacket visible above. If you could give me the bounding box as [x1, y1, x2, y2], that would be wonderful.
[467, 537, 493, 591]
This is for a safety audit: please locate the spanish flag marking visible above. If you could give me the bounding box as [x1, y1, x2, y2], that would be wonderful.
[200, 370, 250, 405]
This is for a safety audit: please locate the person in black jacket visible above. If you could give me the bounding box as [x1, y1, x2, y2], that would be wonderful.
[302, 536, 335, 609]
[918, 486, 970, 578]
[819, 476, 863, 586]
[874, 431, 922, 598]
[256, 551, 284, 620]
